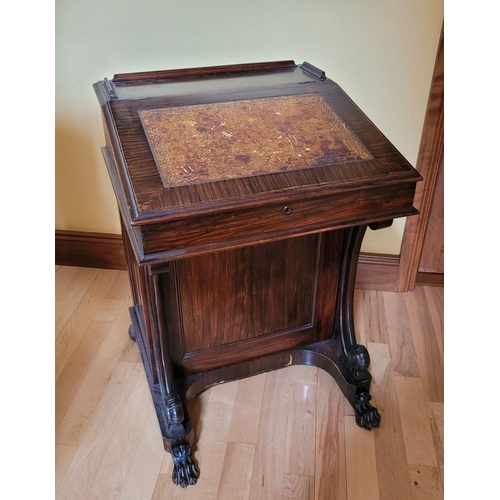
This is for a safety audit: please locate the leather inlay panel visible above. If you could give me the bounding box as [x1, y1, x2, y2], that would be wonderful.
[139, 94, 372, 187]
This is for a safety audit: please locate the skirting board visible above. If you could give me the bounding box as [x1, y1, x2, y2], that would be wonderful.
[55, 230, 127, 271]
[55, 230, 442, 290]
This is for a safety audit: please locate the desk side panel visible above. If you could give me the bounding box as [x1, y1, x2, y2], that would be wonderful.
[161, 232, 341, 375]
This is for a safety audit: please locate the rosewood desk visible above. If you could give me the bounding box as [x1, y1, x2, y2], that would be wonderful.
[94, 61, 421, 488]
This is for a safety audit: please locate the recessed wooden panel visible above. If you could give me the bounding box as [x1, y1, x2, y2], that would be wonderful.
[175, 235, 319, 353]
[139, 94, 372, 187]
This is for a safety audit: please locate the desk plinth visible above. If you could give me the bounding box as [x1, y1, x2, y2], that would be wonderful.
[94, 61, 421, 488]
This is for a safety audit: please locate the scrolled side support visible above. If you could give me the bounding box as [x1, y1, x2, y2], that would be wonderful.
[335, 224, 385, 429]
[151, 273, 200, 487]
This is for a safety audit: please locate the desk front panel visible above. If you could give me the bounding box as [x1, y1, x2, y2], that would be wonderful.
[157, 231, 342, 375]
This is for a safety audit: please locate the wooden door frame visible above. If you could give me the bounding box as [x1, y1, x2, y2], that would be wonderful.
[396, 23, 444, 292]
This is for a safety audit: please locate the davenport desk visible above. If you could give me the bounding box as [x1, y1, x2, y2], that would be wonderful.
[94, 60, 421, 488]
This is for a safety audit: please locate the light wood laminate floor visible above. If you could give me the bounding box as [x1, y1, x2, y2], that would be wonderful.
[55, 266, 444, 500]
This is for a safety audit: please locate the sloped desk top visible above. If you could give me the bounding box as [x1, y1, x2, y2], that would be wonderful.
[94, 61, 421, 265]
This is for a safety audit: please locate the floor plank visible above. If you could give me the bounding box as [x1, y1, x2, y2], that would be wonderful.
[56, 306, 133, 444]
[227, 373, 266, 445]
[56, 362, 141, 499]
[368, 342, 413, 500]
[423, 286, 444, 364]
[55, 267, 443, 500]
[284, 380, 316, 477]
[426, 402, 444, 487]
[408, 464, 444, 500]
[84, 370, 153, 500]
[405, 286, 444, 403]
[120, 407, 166, 500]
[55, 267, 99, 337]
[216, 442, 256, 500]
[282, 473, 315, 500]
[55, 319, 115, 430]
[395, 376, 438, 467]
[56, 269, 120, 379]
[315, 369, 347, 500]
[345, 416, 379, 500]
[55, 443, 78, 491]
[382, 291, 420, 378]
[248, 368, 291, 500]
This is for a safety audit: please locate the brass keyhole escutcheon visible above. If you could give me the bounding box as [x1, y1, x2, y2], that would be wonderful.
[283, 206, 292, 215]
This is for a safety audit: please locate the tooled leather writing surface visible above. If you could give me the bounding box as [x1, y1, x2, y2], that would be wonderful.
[139, 93, 372, 188]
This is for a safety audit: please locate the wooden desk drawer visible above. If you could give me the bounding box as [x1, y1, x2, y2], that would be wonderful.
[139, 182, 416, 260]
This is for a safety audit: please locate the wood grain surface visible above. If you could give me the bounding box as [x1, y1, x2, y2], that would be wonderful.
[96, 62, 420, 225]
[175, 235, 318, 353]
[56, 266, 444, 500]
[396, 26, 443, 291]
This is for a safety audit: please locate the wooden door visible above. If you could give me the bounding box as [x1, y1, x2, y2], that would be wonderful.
[418, 155, 444, 274]
[396, 23, 444, 291]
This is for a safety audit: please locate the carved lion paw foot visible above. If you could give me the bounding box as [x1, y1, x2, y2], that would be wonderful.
[172, 444, 200, 488]
[354, 392, 381, 430]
